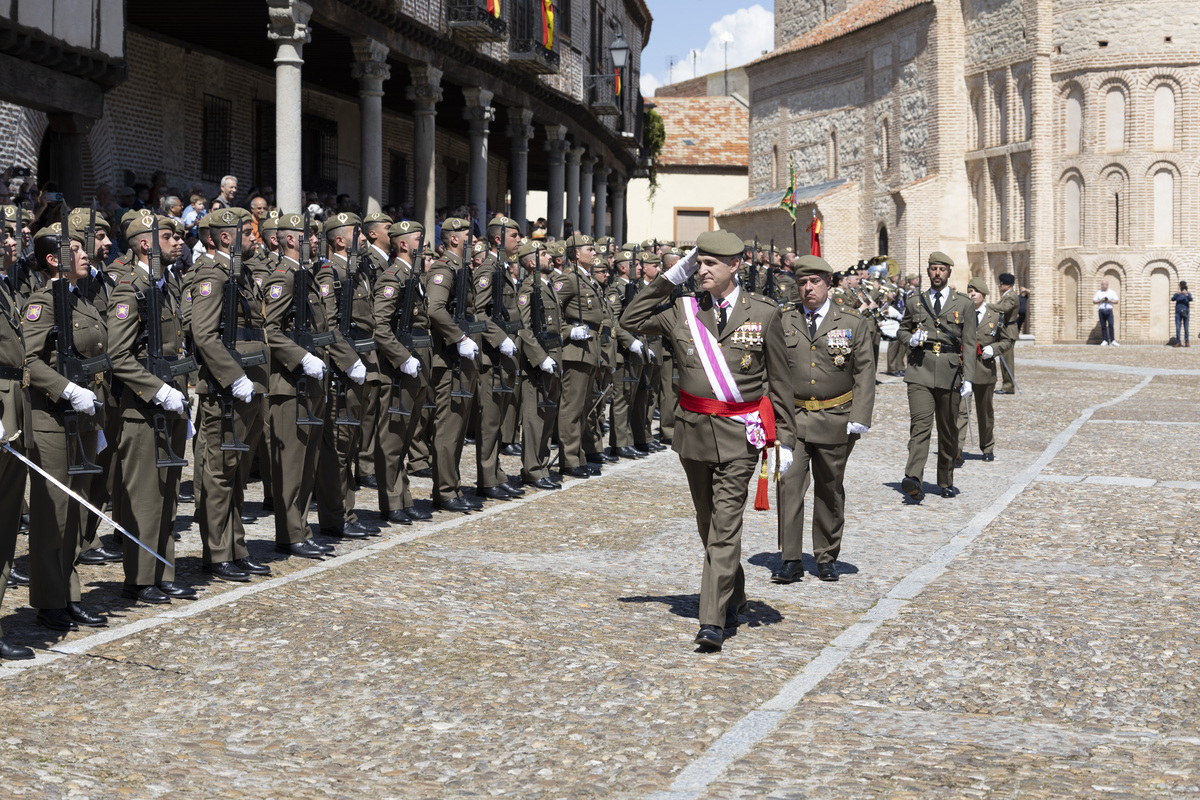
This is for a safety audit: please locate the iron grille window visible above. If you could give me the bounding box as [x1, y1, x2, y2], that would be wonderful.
[202, 94, 232, 183]
[513, 0, 535, 41]
[302, 114, 338, 196]
[253, 101, 276, 192]
[389, 151, 409, 206]
[559, 0, 571, 38]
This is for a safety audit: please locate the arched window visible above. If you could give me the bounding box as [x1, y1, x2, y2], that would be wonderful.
[1019, 79, 1032, 141]
[971, 90, 985, 150]
[1060, 262, 1080, 339]
[1065, 87, 1083, 154]
[1015, 164, 1030, 241]
[828, 130, 838, 180]
[1105, 87, 1125, 152]
[1154, 168, 1174, 244]
[1064, 174, 1082, 246]
[1153, 84, 1176, 150]
[992, 163, 1008, 241]
[993, 78, 1008, 145]
[1105, 170, 1127, 246]
[971, 173, 986, 242]
[878, 225, 889, 256]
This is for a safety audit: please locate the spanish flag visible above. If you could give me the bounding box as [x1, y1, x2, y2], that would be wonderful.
[615, 67, 622, 96]
[542, 0, 555, 49]
[486, 0, 500, 18]
[807, 211, 822, 257]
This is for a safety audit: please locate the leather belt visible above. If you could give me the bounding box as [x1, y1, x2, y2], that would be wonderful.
[235, 327, 265, 342]
[921, 341, 961, 354]
[0, 365, 28, 386]
[795, 390, 853, 412]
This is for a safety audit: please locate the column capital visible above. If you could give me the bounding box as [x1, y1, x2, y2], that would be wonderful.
[566, 146, 585, 166]
[610, 181, 626, 199]
[351, 37, 391, 91]
[267, 0, 313, 44]
[506, 107, 535, 143]
[543, 123, 569, 154]
[407, 64, 444, 111]
[581, 153, 598, 169]
[594, 166, 612, 182]
[461, 87, 496, 125]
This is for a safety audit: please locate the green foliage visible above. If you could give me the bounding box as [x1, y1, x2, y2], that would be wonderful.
[644, 106, 666, 203]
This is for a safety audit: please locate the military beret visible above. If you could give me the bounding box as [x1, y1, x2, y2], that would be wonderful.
[620, 242, 638, 252]
[661, 240, 676, 247]
[326, 212, 362, 232]
[596, 244, 610, 255]
[793, 255, 833, 276]
[266, 208, 280, 219]
[517, 240, 544, 260]
[163, 217, 184, 236]
[472, 240, 488, 254]
[564, 232, 593, 248]
[124, 214, 172, 238]
[594, 236, 614, 246]
[640, 239, 658, 249]
[784, 246, 795, 254]
[487, 215, 520, 232]
[69, 208, 111, 232]
[927, 250, 954, 267]
[442, 217, 470, 233]
[389, 219, 423, 237]
[613, 249, 634, 264]
[20, 207, 32, 223]
[998, 272, 1016, 286]
[668, 247, 684, 257]
[197, 214, 211, 231]
[120, 209, 150, 230]
[363, 212, 393, 226]
[549, 242, 566, 257]
[742, 239, 754, 247]
[967, 277, 989, 296]
[208, 208, 248, 229]
[275, 213, 305, 232]
[0, 206, 18, 226]
[695, 229, 744, 258]
[591, 257, 609, 269]
[34, 221, 85, 245]
[423, 243, 437, 257]
[639, 253, 662, 265]
[260, 216, 280, 233]
[309, 218, 323, 234]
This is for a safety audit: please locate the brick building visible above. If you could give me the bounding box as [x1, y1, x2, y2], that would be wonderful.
[0, 0, 651, 242]
[725, 0, 1200, 343]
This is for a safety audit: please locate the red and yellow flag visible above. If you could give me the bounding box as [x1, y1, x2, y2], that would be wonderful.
[486, 0, 501, 18]
[615, 67, 622, 96]
[542, 0, 555, 49]
[807, 212, 822, 257]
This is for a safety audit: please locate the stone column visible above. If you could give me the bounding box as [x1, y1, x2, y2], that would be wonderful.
[463, 87, 495, 237]
[544, 124, 568, 239]
[268, 0, 312, 214]
[407, 64, 443, 234]
[610, 177, 625, 246]
[578, 154, 596, 235]
[565, 146, 583, 234]
[593, 166, 611, 238]
[506, 108, 534, 232]
[45, 113, 94, 206]
[351, 37, 391, 216]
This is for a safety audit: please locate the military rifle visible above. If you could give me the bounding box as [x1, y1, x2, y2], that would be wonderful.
[51, 197, 110, 474]
[292, 209, 332, 426]
[216, 223, 264, 452]
[621, 244, 641, 387]
[489, 258, 519, 394]
[765, 238, 778, 302]
[331, 223, 372, 426]
[527, 265, 558, 410]
[387, 230, 432, 417]
[747, 235, 758, 294]
[145, 216, 195, 466]
[450, 225, 486, 400]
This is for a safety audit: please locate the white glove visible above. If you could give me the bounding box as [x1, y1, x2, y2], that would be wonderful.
[400, 356, 420, 377]
[909, 329, 927, 348]
[569, 325, 590, 341]
[230, 374, 255, 403]
[647, 347, 656, 362]
[981, 345, 994, 359]
[846, 422, 870, 435]
[664, 246, 700, 285]
[300, 353, 326, 379]
[0, 418, 6, 440]
[499, 337, 517, 358]
[153, 383, 187, 415]
[960, 380, 973, 398]
[539, 356, 556, 373]
[62, 382, 98, 415]
[347, 359, 367, 385]
[776, 445, 794, 476]
[456, 337, 479, 359]
[629, 339, 644, 357]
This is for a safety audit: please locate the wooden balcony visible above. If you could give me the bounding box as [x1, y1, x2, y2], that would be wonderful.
[447, 0, 508, 45]
[509, 38, 559, 75]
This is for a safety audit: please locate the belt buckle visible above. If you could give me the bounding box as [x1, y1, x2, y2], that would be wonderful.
[803, 400, 819, 412]
[932, 342, 942, 355]
[21, 366, 29, 388]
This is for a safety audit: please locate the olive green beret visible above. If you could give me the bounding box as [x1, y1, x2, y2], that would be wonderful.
[564, 232, 593, 248]
[517, 239, 544, 260]
[640, 239, 658, 249]
[613, 249, 634, 264]
[793, 255, 833, 276]
[275, 213, 305, 232]
[928, 250, 954, 267]
[363, 212, 392, 226]
[260, 216, 280, 233]
[20, 207, 32, 223]
[124, 214, 172, 238]
[594, 236, 613, 246]
[389, 219, 423, 237]
[325, 212, 362, 232]
[472, 240, 489, 255]
[967, 277, 989, 296]
[197, 214, 211, 231]
[441, 217, 470, 233]
[549, 242, 566, 257]
[620, 242, 638, 252]
[695, 229, 744, 258]
[0, 206, 18, 226]
[120, 209, 150, 230]
[487, 215, 521, 232]
[639, 253, 661, 265]
[34, 221, 85, 244]
[69, 208, 111, 232]
[208, 208, 248, 229]
[591, 257, 609, 269]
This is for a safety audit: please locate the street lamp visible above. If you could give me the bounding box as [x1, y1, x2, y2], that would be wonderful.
[585, 32, 632, 87]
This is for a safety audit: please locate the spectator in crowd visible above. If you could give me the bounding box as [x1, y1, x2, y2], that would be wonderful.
[214, 174, 238, 209]
[1172, 281, 1191, 347]
[182, 194, 206, 229]
[1093, 280, 1119, 346]
[162, 195, 184, 221]
[248, 194, 269, 239]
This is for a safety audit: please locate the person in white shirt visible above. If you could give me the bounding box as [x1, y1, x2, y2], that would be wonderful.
[1093, 281, 1119, 345]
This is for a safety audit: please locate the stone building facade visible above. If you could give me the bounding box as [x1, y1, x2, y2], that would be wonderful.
[0, 0, 651, 242]
[729, 0, 1200, 343]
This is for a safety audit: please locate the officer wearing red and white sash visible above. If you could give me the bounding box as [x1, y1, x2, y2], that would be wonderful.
[621, 229, 795, 651]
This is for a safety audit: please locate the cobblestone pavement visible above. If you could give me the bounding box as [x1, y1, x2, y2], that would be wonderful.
[1, 345, 1196, 799]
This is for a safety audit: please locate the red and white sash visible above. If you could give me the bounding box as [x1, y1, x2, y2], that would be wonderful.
[683, 296, 766, 448]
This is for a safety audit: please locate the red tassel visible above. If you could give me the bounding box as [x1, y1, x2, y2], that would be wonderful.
[753, 451, 770, 511]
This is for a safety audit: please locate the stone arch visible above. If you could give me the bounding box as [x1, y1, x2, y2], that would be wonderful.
[1016, 74, 1032, 142]
[1096, 260, 1127, 340]
[1013, 158, 1030, 241]
[1146, 261, 1174, 340]
[969, 167, 986, 242]
[1101, 164, 1129, 246]
[877, 223, 889, 256]
[969, 85, 985, 151]
[991, 72, 1008, 146]
[1147, 160, 1180, 246]
[991, 158, 1008, 241]
[1063, 82, 1084, 155]
[1149, 77, 1180, 151]
[1058, 259, 1081, 340]
[1060, 168, 1084, 247]
[1100, 79, 1128, 153]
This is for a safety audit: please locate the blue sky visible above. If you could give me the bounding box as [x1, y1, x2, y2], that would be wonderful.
[640, 1, 775, 96]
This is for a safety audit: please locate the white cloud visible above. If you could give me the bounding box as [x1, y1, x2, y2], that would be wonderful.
[644, 5, 774, 95]
[640, 72, 663, 97]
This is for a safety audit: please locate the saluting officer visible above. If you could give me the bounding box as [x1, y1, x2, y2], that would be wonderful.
[190, 208, 272, 582]
[371, 218, 435, 525]
[771, 255, 875, 584]
[514, 239, 562, 490]
[106, 215, 195, 603]
[621, 230, 796, 651]
[897, 251, 977, 501]
[957, 277, 1014, 463]
[554, 233, 606, 480]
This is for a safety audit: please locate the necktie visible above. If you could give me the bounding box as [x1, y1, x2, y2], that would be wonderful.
[808, 311, 819, 338]
[933, 291, 942, 317]
[717, 300, 728, 335]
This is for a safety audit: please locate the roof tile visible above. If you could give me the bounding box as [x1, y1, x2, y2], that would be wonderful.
[653, 96, 749, 168]
[750, 0, 933, 65]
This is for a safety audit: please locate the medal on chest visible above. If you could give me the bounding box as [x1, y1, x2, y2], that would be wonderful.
[731, 321, 763, 347]
[827, 328, 852, 367]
